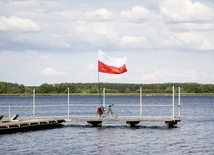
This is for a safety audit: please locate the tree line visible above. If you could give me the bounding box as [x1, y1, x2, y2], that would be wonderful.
[0, 81, 214, 95]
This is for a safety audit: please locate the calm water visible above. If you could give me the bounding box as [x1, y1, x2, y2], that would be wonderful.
[0, 96, 214, 155]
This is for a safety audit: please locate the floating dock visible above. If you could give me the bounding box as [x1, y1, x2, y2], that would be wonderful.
[0, 118, 65, 134]
[0, 117, 180, 134]
[0, 86, 181, 134]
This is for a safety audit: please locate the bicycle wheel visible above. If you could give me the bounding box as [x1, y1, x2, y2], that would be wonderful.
[96, 112, 104, 119]
[109, 110, 118, 120]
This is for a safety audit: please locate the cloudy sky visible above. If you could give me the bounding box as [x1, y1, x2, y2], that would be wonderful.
[0, 0, 214, 86]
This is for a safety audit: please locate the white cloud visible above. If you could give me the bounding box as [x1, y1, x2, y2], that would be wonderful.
[1, 1, 213, 52]
[160, 0, 214, 22]
[176, 32, 202, 47]
[0, 16, 41, 31]
[120, 6, 151, 22]
[83, 8, 113, 22]
[119, 35, 149, 47]
[58, 11, 82, 21]
[73, 22, 118, 46]
[199, 38, 214, 50]
[169, 23, 214, 32]
[174, 32, 214, 50]
[41, 68, 65, 76]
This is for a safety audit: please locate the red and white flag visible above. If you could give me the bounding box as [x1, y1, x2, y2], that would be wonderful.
[98, 50, 127, 74]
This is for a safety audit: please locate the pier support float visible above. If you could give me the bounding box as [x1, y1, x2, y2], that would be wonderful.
[165, 120, 179, 128]
[87, 121, 102, 127]
[126, 121, 140, 127]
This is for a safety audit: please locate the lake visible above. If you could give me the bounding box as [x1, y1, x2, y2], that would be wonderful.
[0, 96, 213, 154]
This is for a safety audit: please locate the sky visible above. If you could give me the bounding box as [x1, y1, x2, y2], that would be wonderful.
[0, 0, 214, 86]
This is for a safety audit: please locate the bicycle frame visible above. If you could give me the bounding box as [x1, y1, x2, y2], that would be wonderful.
[98, 104, 118, 120]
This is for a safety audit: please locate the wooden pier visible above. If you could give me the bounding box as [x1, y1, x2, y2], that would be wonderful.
[0, 118, 65, 134]
[0, 116, 180, 134]
[0, 86, 181, 134]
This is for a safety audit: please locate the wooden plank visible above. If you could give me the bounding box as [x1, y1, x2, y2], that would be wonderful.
[0, 118, 66, 134]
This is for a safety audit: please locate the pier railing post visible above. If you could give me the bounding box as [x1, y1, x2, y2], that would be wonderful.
[178, 87, 181, 119]
[103, 87, 105, 107]
[172, 86, 175, 120]
[9, 106, 11, 119]
[33, 89, 35, 119]
[140, 87, 142, 120]
[67, 87, 70, 119]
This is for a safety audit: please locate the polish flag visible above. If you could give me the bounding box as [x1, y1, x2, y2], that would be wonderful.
[98, 50, 127, 74]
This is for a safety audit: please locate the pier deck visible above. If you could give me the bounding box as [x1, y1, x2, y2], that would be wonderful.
[66, 116, 180, 127]
[0, 116, 180, 134]
[0, 118, 65, 134]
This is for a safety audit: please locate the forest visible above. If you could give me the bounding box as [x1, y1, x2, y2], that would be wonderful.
[0, 81, 214, 95]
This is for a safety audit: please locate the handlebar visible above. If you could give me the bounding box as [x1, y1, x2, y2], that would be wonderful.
[108, 104, 114, 107]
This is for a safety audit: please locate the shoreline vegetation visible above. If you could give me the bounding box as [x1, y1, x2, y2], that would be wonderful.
[0, 81, 214, 96]
[0, 93, 214, 97]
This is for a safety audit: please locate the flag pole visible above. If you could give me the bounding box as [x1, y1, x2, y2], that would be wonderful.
[97, 51, 102, 106]
[98, 69, 102, 105]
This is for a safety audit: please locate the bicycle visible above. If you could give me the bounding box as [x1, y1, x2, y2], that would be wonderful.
[97, 104, 118, 120]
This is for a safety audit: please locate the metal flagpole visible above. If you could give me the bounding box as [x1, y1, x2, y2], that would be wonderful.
[98, 71, 102, 105]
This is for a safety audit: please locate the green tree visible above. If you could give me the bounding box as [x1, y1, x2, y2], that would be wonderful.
[89, 86, 98, 93]
[39, 83, 52, 93]
[125, 88, 131, 93]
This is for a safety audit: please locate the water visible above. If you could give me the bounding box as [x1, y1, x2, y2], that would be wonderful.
[0, 96, 214, 154]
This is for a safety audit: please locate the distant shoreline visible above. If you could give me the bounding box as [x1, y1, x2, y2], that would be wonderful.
[0, 93, 214, 97]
